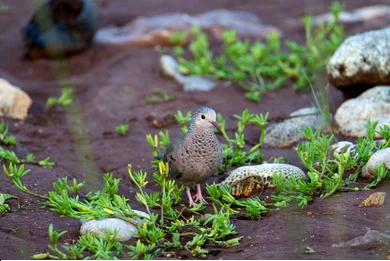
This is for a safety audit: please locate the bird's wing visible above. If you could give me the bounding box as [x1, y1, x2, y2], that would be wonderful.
[163, 135, 185, 181]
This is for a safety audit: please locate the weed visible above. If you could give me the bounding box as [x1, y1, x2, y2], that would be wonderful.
[115, 124, 129, 137]
[168, 32, 188, 46]
[171, 3, 344, 102]
[47, 88, 73, 108]
[0, 122, 16, 146]
[272, 122, 390, 207]
[144, 88, 175, 105]
[0, 193, 16, 215]
[33, 162, 264, 259]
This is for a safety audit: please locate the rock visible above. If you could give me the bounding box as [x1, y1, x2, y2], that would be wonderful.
[80, 218, 137, 241]
[0, 78, 32, 120]
[362, 148, 390, 179]
[327, 28, 390, 90]
[219, 163, 306, 197]
[359, 192, 386, 207]
[160, 55, 215, 92]
[313, 5, 390, 25]
[264, 107, 327, 148]
[329, 141, 357, 159]
[335, 86, 390, 137]
[332, 229, 390, 248]
[22, 0, 97, 58]
[80, 210, 149, 241]
[95, 9, 279, 46]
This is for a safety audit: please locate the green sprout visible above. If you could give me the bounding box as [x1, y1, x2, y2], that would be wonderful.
[144, 88, 175, 105]
[3, 163, 47, 199]
[0, 193, 16, 215]
[115, 124, 129, 137]
[47, 88, 74, 107]
[0, 122, 16, 146]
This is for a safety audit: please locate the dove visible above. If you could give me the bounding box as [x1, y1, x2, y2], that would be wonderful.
[164, 107, 222, 206]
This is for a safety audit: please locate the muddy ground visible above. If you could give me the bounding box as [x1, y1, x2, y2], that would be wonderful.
[0, 0, 390, 259]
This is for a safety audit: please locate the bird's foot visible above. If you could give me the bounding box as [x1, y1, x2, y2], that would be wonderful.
[186, 187, 197, 207]
[194, 184, 207, 204]
[194, 193, 207, 204]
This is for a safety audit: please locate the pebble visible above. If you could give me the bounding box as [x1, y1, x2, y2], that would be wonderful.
[327, 28, 390, 90]
[329, 141, 357, 159]
[359, 192, 386, 207]
[362, 147, 390, 179]
[80, 210, 149, 241]
[332, 229, 390, 248]
[264, 107, 327, 148]
[335, 86, 390, 137]
[160, 55, 215, 92]
[0, 78, 32, 120]
[219, 163, 306, 196]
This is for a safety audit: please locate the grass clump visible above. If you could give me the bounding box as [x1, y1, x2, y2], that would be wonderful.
[272, 121, 390, 207]
[0, 193, 16, 215]
[144, 88, 175, 105]
[47, 88, 74, 108]
[32, 163, 266, 259]
[0, 122, 16, 146]
[115, 124, 129, 137]
[171, 3, 344, 102]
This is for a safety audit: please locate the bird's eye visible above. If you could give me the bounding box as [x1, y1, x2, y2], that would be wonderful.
[201, 114, 205, 119]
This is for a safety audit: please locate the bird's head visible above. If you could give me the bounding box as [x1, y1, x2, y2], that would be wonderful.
[190, 106, 218, 130]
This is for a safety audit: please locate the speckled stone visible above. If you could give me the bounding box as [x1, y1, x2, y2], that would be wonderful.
[219, 163, 306, 196]
[327, 28, 390, 89]
[264, 107, 327, 148]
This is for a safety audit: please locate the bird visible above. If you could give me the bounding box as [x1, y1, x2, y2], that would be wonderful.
[164, 107, 223, 207]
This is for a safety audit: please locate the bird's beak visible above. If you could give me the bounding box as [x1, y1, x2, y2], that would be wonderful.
[209, 121, 220, 131]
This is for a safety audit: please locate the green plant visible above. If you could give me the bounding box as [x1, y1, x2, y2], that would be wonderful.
[365, 165, 390, 189]
[33, 160, 265, 259]
[144, 88, 175, 104]
[115, 124, 129, 137]
[47, 88, 74, 107]
[0, 122, 16, 146]
[172, 3, 344, 102]
[168, 32, 188, 46]
[272, 121, 390, 207]
[0, 193, 16, 215]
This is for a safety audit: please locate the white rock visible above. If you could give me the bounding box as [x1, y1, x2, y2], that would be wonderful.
[264, 107, 327, 148]
[329, 141, 357, 159]
[335, 86, 390, 137]
[0, 78, 32, 120]
[362, 148, 390, 179]
[314, 5, 390, 25]
[95, 9, 279, 46]
[80, 210, 149, 241]
[160, 55, 215, 92]
[327, 28, 390, 89]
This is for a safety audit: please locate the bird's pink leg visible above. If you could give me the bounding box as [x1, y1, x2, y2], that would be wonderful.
[186, 187, 196, 207]
[194, 184, 207, 203]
